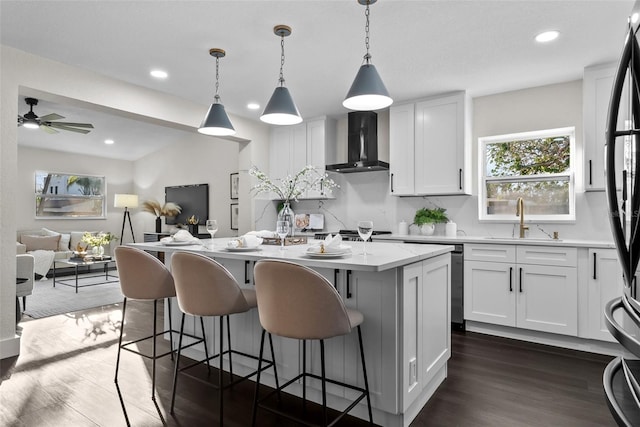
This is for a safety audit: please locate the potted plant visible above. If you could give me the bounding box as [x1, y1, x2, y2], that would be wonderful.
[413, 207, 449, 235]
[141, 199, 182, 233]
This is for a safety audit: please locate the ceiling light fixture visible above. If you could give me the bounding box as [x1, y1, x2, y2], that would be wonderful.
[150, 69, 168, 79]
[198, 48, 236, 136]
[247, 102, 260, 110]
[535, 30, 560, 43]
[260, 25, 302, 125]
[343, 0, 392, 111]
[104, 139, 115, 145]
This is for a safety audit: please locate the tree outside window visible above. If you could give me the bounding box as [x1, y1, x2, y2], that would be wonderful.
[479, 127, 575, 221]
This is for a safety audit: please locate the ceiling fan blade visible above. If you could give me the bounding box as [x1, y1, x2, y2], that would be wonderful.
[40, 124, 59, 134]
[38, 113, 65, 121]
[47, 122, 94, 128]
[48, 124, 91, 134]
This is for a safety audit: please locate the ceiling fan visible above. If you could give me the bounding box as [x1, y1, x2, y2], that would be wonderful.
[17, 97, 94, 134]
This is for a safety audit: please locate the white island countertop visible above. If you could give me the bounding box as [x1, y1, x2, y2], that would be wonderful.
[128, 238, 453, 272]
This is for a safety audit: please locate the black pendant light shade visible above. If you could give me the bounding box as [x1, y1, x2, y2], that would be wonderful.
[260, 25, 302, 125]
[343, 63, 392, 110]
[343, 0, 392, 111]
[198, 48, 236, 136]
[199, 102, 236, 136]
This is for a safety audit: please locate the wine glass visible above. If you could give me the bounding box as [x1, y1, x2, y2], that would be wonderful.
[357, 220, 374, 255]
[206, 220, 218, 246]
[276, 220, 290, 251]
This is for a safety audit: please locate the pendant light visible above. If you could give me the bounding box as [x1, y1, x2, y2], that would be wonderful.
[343, 0, 392, 111]
[260, 25, 302, 125]
[198, 48, 236, 136]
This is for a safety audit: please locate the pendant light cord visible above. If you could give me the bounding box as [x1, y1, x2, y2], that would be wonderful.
[279, 35, 286, 87]
[364, 1, 371, 64]
[214, 56, 221, 103]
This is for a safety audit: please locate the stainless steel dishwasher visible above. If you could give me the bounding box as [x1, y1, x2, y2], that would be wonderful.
[404, 241, 464, 330]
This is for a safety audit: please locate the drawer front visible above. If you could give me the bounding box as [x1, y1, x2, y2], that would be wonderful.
[517, 246, 577, 267]
[465, 244, 516, 263]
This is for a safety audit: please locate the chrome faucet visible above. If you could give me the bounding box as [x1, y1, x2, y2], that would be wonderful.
[516, 197, 529, 238]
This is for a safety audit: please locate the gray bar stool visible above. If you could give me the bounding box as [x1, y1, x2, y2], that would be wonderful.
[170, 251, 278, 425]
[252, 259, 373, 427]
[113, 246, 203, 402]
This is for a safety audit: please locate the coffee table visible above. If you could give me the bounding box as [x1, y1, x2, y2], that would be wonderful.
[53, 257, 119, 293]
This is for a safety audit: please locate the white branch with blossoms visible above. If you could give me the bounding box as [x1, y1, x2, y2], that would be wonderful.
[249, 165, 338, 202]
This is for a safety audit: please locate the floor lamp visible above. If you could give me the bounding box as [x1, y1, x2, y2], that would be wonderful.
[114, 194, 138, 244]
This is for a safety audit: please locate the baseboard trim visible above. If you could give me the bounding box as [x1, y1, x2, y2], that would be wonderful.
[0, 335, 21, 360]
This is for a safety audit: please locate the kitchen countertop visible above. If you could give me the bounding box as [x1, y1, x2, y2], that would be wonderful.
[373, 233, 616, 249]
[128, 238, 454, 272]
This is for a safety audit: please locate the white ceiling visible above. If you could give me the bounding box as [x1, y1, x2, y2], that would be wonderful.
[1, 0, 635, 160]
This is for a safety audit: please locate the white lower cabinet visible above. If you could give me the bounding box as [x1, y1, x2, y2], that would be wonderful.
[587, 249, 624, 342]
[464, 244, 578, 336]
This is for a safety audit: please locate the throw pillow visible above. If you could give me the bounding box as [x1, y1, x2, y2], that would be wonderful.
[41, 227, 71, 251]
[20, 234, 60, 252]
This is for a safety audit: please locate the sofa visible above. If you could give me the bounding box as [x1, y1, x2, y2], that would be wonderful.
[16, 228, 115, 276]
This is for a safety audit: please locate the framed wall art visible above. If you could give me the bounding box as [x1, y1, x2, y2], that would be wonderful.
[230, 203, 239, 230]
[35, 171, 106, 219]
[230, 172, 239, 200]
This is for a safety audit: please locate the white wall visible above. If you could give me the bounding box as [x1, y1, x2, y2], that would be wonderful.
[133, 132, 239, 239]
[16, 146, 135, 235]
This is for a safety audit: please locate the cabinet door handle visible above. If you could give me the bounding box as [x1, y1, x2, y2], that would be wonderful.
[245, 260, 250, 284]
[459, 169, 463, 190]
[391, 173, 394, 193]
[334, 269, 339, 290]
[519, 267, 523, 293]
[589, 160, 592, 186]
[593, 253, 597, 280]
[347, 269, 352, 299]
[509, 267, 513, 292]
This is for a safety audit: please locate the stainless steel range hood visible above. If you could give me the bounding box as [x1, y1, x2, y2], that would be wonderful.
[326, 111, 389, 173]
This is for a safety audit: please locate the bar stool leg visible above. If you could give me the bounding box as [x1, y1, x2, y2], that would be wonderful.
[251, 329, 267, 427]
[358, 325, 374, 425]
[268, 333, 281, 400]
[170, 313, 186, 414]
[168, 297, 174, 360]
[302, 339, 308, 413]
[219, 316, 224, 426]
[320, 339, 327, 427]
[151, 299, 158, 400]
[200, 317, 211, 375]
[114, 297, 127, 383]
[226, 315, 233, 383]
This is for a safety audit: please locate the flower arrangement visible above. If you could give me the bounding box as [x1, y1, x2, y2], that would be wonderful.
[81, 232, 118, 248]
[414, 207, 449, 225]
[141, 199, 182, 218]
[249, 165, 338, 202]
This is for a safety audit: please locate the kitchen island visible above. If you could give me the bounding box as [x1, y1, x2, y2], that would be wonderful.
[128, 239, 452, 427]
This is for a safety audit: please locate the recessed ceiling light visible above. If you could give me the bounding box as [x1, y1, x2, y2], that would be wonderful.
[535, 30, 560, 43]
[150, 69, 168, 79]
[247, 102, 260, 110]
[104, 139, 115, 145]
[632, 13, 639, 24]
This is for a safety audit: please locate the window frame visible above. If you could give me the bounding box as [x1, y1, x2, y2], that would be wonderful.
[478, 127, 576, 223]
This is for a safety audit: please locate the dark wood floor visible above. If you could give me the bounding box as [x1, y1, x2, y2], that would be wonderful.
[1, 300, 617, 426]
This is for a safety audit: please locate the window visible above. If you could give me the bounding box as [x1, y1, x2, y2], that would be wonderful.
[35, 171, 106, 219]
[478, 127, 575, 222]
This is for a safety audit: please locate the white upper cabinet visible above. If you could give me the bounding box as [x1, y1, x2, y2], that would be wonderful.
[269, 117, 336, 200]
[583, 63, 627, 191]
[389, 91, 471, 196]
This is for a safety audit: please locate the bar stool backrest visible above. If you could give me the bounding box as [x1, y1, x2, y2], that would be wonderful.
[171, 251, 250, 316]
[114, 246, 175, 300]
[254, 259, 352, 340]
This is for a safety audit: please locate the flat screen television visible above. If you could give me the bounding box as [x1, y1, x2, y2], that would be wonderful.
[165, 183, 209, 226]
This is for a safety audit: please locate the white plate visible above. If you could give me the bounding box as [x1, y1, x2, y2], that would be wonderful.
[162, 241, 200, 246]
[224, 246, 261, 252]
[305, 249, 352, 258]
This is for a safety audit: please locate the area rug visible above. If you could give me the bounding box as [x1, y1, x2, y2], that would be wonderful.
[23, 274, 124, 319]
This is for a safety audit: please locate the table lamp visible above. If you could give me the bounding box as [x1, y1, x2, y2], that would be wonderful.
[114, 194, 139, 243]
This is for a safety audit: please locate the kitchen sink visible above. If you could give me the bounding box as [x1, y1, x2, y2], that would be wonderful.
[482, 236, 563, 242]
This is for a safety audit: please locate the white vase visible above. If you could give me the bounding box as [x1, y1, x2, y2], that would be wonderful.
[420, 223, 435, 236]
[92, 245, 105, 257]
